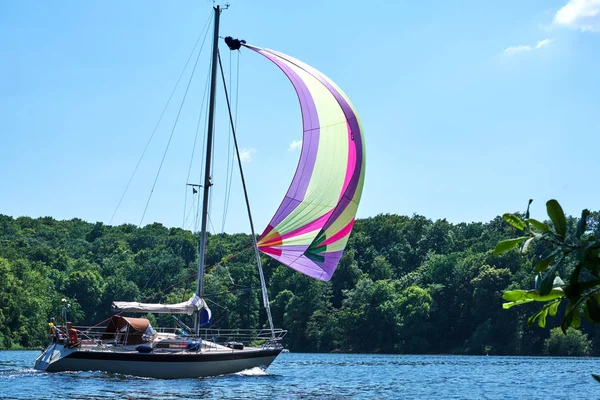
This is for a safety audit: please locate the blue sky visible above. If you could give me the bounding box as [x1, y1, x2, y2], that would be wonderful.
[1, 0, 599, 234]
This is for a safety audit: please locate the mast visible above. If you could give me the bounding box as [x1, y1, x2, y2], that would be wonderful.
[195, 4, 221, 335]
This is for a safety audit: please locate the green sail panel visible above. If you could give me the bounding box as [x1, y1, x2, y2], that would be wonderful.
[244, 44, 365, 281]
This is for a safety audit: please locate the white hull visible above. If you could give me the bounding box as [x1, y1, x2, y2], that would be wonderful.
[34, 343, 282, 379]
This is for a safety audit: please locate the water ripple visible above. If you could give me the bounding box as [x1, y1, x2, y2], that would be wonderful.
[1, 351, 599, 399]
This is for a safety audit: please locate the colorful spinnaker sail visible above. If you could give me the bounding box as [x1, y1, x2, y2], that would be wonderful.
[243, 44, 365, 281]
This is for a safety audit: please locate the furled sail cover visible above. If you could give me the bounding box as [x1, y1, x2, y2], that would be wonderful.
[112, 295, 211, 320]
[243, 44, 365, 281]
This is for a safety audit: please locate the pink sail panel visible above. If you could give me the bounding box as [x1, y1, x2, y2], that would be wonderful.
[244, 44, 365, 281]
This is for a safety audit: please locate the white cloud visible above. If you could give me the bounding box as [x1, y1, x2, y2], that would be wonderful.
[288, 140, 302, 152]
[535, 38, 554, 48]
[504, 45, 532, 55]
[503, 38, 554, 55]
[554, 0, 600, 31]
[239, 148, 256, 163]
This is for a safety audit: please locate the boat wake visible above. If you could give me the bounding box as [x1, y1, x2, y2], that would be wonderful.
[235, 367, 269, 377]
[0, 367, 40, 379]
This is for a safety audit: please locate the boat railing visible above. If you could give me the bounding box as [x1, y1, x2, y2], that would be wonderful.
[199, 327, 287, 346]
[54, 325, 287, 348]
[55, 326, 106, 343]
[155, 327, 287, 347]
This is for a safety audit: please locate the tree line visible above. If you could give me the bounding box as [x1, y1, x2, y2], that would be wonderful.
[1, 211, 598, 355]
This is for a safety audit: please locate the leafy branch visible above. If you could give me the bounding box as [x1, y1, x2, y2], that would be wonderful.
[496, 199, 600, 333]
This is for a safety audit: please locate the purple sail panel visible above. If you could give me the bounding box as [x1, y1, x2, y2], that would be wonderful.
[245, 46, 320, 229]
[269, 50, 364, 233]
[244, 43, 365, 281]
[265, 247, 342, 281]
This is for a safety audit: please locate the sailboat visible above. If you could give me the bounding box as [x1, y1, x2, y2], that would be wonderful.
[34, 4, 365, 379]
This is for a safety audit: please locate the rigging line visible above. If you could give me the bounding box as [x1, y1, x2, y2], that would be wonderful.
[140, 264, 161, 293]
[208, 314, 228, 327]
[205, 245, 253, 273]
[208, 215, 218, 244]
[138, 21, 211, 228]
[195, 97, 217, 233]
[205, 298, 228, 311]
[194, 85, 211, 233]
[217, 50, 276, 338]
[216, 61, 239, 295]
[213, 262, 240, 287]
[216, 50, 235, 321]
[183, 191, 196, 230]
[109, 12, 213, 225]
[205, 286, 260, 297]
[138, 37, 213, 293]
[84, 244, 255, 333]
[182, 56, 213, 228]
[203, 167, 216, 243]
[224, 52, 240, 222]
[194, 89, 212, 233]
[221, 50, 240, 233]
[220, 49, 233, 234]
[184, 188, 200, 230]
[215, 53, 240, 298]
[138, 46, 212, 296]
[217, 50, 234, 267]
[225, 50, 236, 222]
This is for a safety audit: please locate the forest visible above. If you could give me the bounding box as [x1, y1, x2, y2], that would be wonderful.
[1, 210, 599, 355]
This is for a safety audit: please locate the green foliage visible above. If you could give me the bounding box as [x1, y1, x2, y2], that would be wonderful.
[494, 236, 528, 256]
[544, 327, 592, 356]
[2, 208, 600, 355]
[498, 200, 600, 335]
[546, 200, 567, 238]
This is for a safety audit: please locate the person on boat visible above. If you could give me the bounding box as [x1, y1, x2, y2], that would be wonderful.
[48, 322, 58, 343]
[49, 322, 64, 343]
[66, 322, 80, 348]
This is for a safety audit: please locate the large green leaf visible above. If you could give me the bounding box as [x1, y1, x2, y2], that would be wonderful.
[585, 295, 600, 323]
[546, 200, 567, 237]
[569, 262, 584, 286]
[525, 288, 564, 301]
[525, 199, 533, 219]
[502, 288, 564, 309]
[528, 308, 548, 328]
[534, 273, 541, 291]
[527, 304, 556, 328]
[503, 298, 534, 309]
[562, 294, 588, 333]
[494, 237, 529, 256]
[549, 300, 560, 316]
[503, 214, 526, 231]
[526, 218, 550, 233]
[538, 308, 549, 328]
[573, 306, 581, 329]
[535, 256, 555, 273]
[503, 290, 527, 302]
[521, 237, 534, 254]
[562, 306, 574, 334]
[576, 209, 590, 238]
[539, 263, 559, 296]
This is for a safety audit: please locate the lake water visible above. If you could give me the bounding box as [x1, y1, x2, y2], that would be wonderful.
[0, 351, 598, 399]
